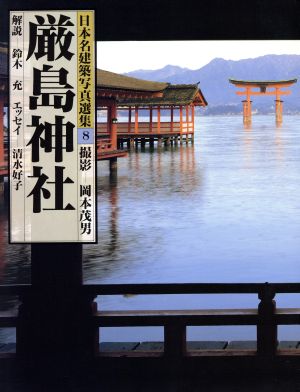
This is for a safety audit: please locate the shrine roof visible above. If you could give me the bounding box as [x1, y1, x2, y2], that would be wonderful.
[0, 44, 207, 106]
[0, 46, 168, 92]
[229, 78, 297, 86]
[97, 69, 168, 92]
[117, 84, 208, 106]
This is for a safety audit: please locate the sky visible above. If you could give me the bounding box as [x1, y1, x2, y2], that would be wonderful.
[98, 40, 300, 74]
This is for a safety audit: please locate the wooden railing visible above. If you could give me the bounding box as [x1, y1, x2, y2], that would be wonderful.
[85, 282, 300, 357]
[97, 137, 113, 152]
[97, 122, 194, 135]
[1, 283, 300, 358]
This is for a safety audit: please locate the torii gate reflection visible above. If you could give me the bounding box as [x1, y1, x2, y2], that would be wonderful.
[229, 78, 297, 126]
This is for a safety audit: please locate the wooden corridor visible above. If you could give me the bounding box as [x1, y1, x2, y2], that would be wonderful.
[98, 118, 195, 148]
[97, 71, 207, 152]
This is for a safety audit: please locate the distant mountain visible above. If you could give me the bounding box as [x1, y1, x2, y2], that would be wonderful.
[125, 55, 300, 114]
[127, 65, 190, 81]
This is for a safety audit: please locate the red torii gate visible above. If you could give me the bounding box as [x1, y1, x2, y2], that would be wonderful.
[229, 78, 297, 125]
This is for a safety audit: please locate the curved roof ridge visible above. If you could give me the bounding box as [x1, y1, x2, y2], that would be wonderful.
[97, 69, 169, 92]
[229, 78, 297, 85]
[166, 84, 198, 88]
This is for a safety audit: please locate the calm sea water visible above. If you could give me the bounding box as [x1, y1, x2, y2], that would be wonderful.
[1, 114, 300, 341]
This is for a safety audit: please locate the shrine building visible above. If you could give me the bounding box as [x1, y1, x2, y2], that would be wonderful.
[0, 44, 208, 180]
[97, 69, 207, 150]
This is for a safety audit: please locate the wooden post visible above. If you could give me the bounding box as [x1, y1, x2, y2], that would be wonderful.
[186, 105, 189, 132]
[130, 137, 135, 150]
[241, 87, 252, 125]
[128, 107, 132, 133]
[135, 106, 139, 134]
[242, 99, 252, 126]
[191, 105, 195, 144]
[157, 136, 162, 148]
[179, 106, 183, 144]
[164, 323, 186, 359]
[107, 105, 111, 135]
[247, 101, 252, 123]
[275, 100, 283, 124]
[164, 137, 171, 146]
[110, 157, 117, 171]
[17, 245, 98, 360]
[149, 107, 154, 146]
[257, 283, 277, 356]
[186, 105, 189, 144]
[275, 89, 283, 124]
[111, 102, 117, 150]
[157, 106, 161, 134]
[170, 106, 174, 133]
[109, 157, 118, 181]
[246, 87, 252, 125]
[149, 107, 153, 132]
[242, 100, 247, 124]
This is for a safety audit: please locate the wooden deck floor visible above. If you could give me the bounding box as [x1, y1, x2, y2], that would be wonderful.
[1, 342, 300, 392]
[97, 149, 127, 160]
[1, 340, 300, 355]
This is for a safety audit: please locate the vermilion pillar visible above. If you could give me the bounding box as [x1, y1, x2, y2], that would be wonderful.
[134, 106, 138, 134]
[242, 99, 252, 125]
[157, 106, 161, 133]
[246, 87, 252, 125]
[275, 88, 283, 124]
[191, 105, 195, 132]
[110, 102, 117, 149]
[149, 107, 153, 132]
[170, 106, 174, 133]
[186, 105, 189, 132]
[179, 105, 183, 144]
[275, 100, 283, 124]
[128, 107, 131, 133]
[179, 106, 183, 131]
[191, 105, 195, 143]
[186, 105, 189, 143]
